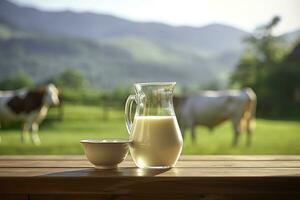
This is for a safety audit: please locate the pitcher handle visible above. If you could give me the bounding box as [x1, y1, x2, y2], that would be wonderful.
[125, 95, 136, 134]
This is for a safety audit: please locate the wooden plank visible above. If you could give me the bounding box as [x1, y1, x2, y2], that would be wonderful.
[0, 167, 300, 177]
[0, 156, 300, 196]
[31, 194, 110, 200]
[0, 194, 28, 200]
[0, 160, 300, 168]
[29, 193, 300, 200]
[0, 176, 299, 194]
[1, 155, 300, 161]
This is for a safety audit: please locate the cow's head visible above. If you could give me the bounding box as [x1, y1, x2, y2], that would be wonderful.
[43, 83, 60, 106]
[173, 95, 187, 109]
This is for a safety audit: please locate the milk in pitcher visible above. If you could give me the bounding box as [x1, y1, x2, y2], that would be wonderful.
[129, 115, 183, 168]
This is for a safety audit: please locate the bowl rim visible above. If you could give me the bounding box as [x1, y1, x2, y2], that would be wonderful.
[80, 139, 131, 144]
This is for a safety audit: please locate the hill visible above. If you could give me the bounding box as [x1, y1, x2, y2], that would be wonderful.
[0, 0, 298, 89]
[0, 33, 219, 88]
[0, 0, 239, 89]
[281, 29, 300, 45]
[0, 0, 247, 54]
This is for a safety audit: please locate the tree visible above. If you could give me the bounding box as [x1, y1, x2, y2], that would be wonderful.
[231, 16, 285, 87]
[0, 70, 33, 90]
[231, 16, 292, 116]
[265, 42, 300, 116]
[53, 69, 86, 89]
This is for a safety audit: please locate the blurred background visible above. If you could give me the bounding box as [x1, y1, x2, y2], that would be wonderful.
[0, 0, 299, 154]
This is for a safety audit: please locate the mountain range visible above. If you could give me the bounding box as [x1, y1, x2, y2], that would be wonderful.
[0, 0, 299, 89]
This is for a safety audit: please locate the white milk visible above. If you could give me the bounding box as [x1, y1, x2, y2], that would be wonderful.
[129, 116, 183, 168]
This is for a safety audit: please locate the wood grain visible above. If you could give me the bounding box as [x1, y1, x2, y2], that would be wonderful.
[1, 167, 300, 177]
[0, 194, 28, 200]
[29, 193, 300, 200]
[1, 155, 300, 161]
[0, 155, 299, 199]
[1, 176, 300, 194]
[1, 160, 300, 168]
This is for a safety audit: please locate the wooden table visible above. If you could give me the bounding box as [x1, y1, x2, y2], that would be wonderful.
[0, 155, 300, 200]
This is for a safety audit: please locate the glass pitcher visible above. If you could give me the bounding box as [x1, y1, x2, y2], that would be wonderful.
[125, 82, 183, 169]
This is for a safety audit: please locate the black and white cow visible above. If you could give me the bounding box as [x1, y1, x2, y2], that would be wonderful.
[0, 84, 59, 144]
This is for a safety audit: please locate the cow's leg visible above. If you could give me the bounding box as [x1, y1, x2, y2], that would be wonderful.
[191, 125, 197, 144]
[246, 118, 252, 146]
[21, 123, 30, 143]
[231, 118, 241, 147]
[30, 123, 41, 145]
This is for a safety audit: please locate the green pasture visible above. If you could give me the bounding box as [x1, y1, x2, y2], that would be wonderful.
[0, 104, 299, 155]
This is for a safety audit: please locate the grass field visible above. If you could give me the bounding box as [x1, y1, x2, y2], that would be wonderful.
[0, 104, 299, 155]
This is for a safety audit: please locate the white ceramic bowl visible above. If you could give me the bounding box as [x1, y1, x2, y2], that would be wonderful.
[80, 139, 130, 169]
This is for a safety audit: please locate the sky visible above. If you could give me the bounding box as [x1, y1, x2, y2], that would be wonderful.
[11, 0, 300, 35]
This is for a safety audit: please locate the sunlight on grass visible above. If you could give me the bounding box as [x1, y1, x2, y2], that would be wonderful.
[0, 104, 299, 155]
